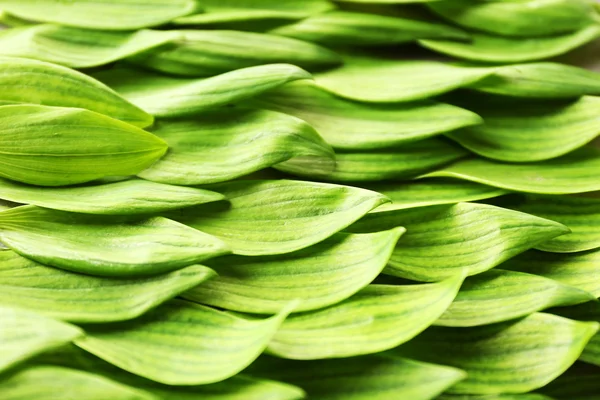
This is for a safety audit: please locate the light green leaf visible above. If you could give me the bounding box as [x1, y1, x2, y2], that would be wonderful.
[0, 57, 152, 128]
[0, 105, 167, 186]
[276, 138, 469, 182]
[392, 313, 599, 394]
[75, 299, 291, 385]
[0, 305, 82, 373]
[248, 81, 482, 150]
[420, 25, 600, 63]
[550, 303, 600, 367]
[428, 0, 598, 37]
[184, 228, 404, 314]
[0, 206, 229, 277]
[0, 365, 157, 400]
[538, 362, 600, 400]
[247, 354, 466, 400]
[439, 395, 554, 400]
[268, 275, 463, 359]
[138, 109, 334, 185]
[0, 250, 216, 323]
[446, 95, 600, 162]
[95, 65, 311, 118]
[348, 202, 568, 281]
[169, 180, 388, 256]
[436, 269, 594, 327]
[0, 178, 224, 215]
[128, 30, 341, 76]
[0, 0, 196, 30]
[423, 145, 600, 194]
[0, 25, 178, 68]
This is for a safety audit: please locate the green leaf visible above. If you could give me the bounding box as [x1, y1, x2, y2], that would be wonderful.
[538, 362, 600, 400]
[0, 178, 224, 215]
[0, 57, 152, 128]
[420, 25, 600, 63]
[248, 81, 482, 150]
[248, 354, 466, 400]
[276, 138, 469, 182]
[439, 395, 554, 400]
[0, 0, 196, 30]
[392, 313, 599, 394]
[137, 109, 334, 185]
[423, 146, 600, 194]
[0, 105, 167, 187]
[446, 95, 600, 162]
[95, 65, 311, 118]
[428, 0, 598, 37]
[0, 206, 229, 277]
[268, 275, 463, 359]
[128, 30, 341, 76]
[0, 305, 82, 373]
[436, 269, 594, 327]
[184, 228, 404, 313]
[169, 180, 388, 256]
[0, 365, 157, 400]
[0, 25, 178, 68]
[0, 250, 216, 323]
[347, 202, 568, 281]
[550, 303, 600, 367]
[75, 299, 291, 385]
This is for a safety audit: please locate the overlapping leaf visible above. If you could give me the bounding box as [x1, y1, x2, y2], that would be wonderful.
[184, 228, 404, 314]
[347, 202, 568, 281]
[439, 395, 554, 400]
[138, 109, 334, 185]
[538, 362, 600, 400]
[0, 206, 229, 277]
[169, 180, 388, 256]
[549, 302, 600, 367]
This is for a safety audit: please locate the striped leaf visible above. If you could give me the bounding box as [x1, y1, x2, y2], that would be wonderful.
[0, 250, 215, 323]
[184, 228, 404, 314]
[0, 206, 229, 277]
[268, 276, 463, 359]
[436, 269, 594, 327]
[347, 202, 568, 281]
[75, 299, 291, 385]
[439, 395, 554, 400]
[138, 109, 334, 185]
[0, 0, 196, 30]
[248, 81, 482, 150]
[392, 313, 599, 394]
[550, 303, 600, 367]
[0, 178, 224, 215]
[538, 362, 600, 400]
[170, 180, 388, 256]
[0, 57, 152, 128]
[95, 65, 311, 118]
[0, 105, 166, 186]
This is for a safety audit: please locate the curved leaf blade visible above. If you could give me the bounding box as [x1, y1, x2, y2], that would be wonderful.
[538, 362, 600, 400]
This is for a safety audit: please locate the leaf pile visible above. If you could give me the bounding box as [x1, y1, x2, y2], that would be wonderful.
[1, 0, 600, 399]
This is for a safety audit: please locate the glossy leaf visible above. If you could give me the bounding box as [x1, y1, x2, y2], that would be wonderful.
[184, 228, 404, 313]
[392, 313, 599, 394]
[169, 180, 388, 256]
[0, 206, 229, 277]
[348, 202, 568, 281]
[0, 57, 152, 127]
[436, 269, 594, 327]
[249, 81, 482, 150]
[268, 275, 463, 359]
[138, 109, 334, 185]
[95, 65, 311, 118]
[423, 146, 600, 194]
[0, 105, 167, 186]
[0, 250, 216, 323]
[75, 299, 291, 385]
[0, 178, 224, 215]
[0, 0, 196, 30]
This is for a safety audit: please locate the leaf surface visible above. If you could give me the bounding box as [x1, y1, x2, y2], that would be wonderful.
[538, 362, 600, 400]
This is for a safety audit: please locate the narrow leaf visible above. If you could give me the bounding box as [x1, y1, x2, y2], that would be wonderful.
[538, 362, 600, 400]
[439, 395, 554, 400]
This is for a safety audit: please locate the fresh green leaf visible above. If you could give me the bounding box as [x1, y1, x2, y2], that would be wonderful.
[169, 180, 388, 256]
[0, 206, 229, 277]
[538, 362, 600, 400]
[0, 250, 216, 323]
[438, 395, 555, 400]
[0, 105, 167, 186]
[184, 228, 404, 313]
[392, 313, 599, 394]
[75, 299, 291, 385]
[138, 109, 334, 185]
[347, 202, 568, 281]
